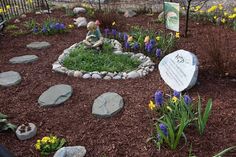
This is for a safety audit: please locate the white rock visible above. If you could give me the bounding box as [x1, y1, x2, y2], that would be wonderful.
[127, 71, 140, 79]
[82, 73, 91, 79]
[54, 146, 86, 157]
[74, 17, 87, 28]
[158, 49, 199, 92]
[92, 74, 102, 79]
[74, 71, 83, 77]
[73, 7, 86, 14]
[113, 75, 122, 79]
[103, 75, 111, 80]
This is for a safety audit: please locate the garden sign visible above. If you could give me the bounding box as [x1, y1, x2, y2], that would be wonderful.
[164, 2, 180, 32]
[158, 50, 199, 92]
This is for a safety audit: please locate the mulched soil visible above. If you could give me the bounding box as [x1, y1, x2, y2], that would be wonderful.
[0, 9, 236, 157]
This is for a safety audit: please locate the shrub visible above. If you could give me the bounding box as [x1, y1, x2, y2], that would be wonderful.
[0, 112, 16, 132]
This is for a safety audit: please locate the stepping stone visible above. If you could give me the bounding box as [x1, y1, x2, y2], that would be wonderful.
[38, 84, 72, 107]
[26, 41, 51, 50]
[0, 71, 21, 87]
[92, 92, 124, 118]
[54, 146, 86, 157]
[9, 55, 38, 64]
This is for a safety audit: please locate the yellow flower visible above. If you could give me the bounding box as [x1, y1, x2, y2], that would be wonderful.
[218, 4, 223, 10]
[112, 21, 116, 26]
[213, 16, 217, 20]
[166, 106, 172, 112]
[182, 7, 185, 10]
[234, 7, 236, 12]
[148, 100, 155, 110]
[224, 12, 228, 16]
[128, 36, 133, 42]
[194, 6, 201, 12]
[41, 136, 50, 143]
[207, 5, 217, 13]
[68, 24, 74, 29]
[221, 18, 226, 24]
[172, 96, 178, 103]
[199, 10, 204, 14]
[228, 14, 236, 19]
[35, 143, 41, 150]
[0, 8, 3, 13]
[49, 136, 57, 144]
[144, 36, 150, 43]
[175, 32, 180, 38]
[156, 36, 160, 41]
[6, 5, 10, 9]
[37, 140, 41, 143]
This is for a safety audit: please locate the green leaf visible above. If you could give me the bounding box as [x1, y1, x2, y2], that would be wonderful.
[213, 146, 236, 157]
[0, 113, 7, 119]
[202, 99, 212, 127]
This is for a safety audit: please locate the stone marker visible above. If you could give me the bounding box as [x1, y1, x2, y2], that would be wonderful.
[15, 123, 37, 140]
[9, 55, 38, 64]
[92, 92, 124, 118]
[38, 84, 72, 107]
[54, 146, 86, 157]
[158, 49, 199, 92]
[27, 41, 51, 50]
[0, 71, 21, 87]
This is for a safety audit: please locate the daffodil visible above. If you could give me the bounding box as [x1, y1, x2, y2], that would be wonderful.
[112, 21, 116, 26]
[6, 5, 10, 9]
[68, 24, 74, 29]
[175, 32, 180, 38]
[144, 36, 150, 43]
[194, 6, 201, 12]
[35, 143, 41, 150]
[156, 36, 160, 41]
[221, 18, 226, 24]
[234, 7, 236, 12]
[199, 10, 204, 14]
[224, 12, 228, 16]
[172, 96, 178, 103]
[0, 8, 3, 13]
[148, 100, 155, 110]
[207, 5, 217, 13]
[228, 14, 236, 19]
[166, 106, 172, 112]
[218, 4, 223, 10]
[128, 36, 133, 42]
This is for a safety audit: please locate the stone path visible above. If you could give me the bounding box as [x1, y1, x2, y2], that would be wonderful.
[92, 92, 124, 118]
[26, 41, 51, 50]
[0, 71, 21, 87]
[9, 55, 38, 64]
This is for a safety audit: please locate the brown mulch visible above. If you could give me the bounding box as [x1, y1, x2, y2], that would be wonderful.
[0, 10, 236, 157]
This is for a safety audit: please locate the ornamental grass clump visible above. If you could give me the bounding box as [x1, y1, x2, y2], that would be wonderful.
[148, 90, 212, 150]
[35, 135, 66, 156]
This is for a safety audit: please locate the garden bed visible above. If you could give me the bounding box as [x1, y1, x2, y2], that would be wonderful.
[0, 9, 236, 157]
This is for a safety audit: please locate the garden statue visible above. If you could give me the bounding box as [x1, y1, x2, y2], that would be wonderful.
[83, 21, 104, 49]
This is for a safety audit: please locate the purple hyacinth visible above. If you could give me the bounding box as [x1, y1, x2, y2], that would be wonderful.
[173, 90, 180, 98]
[150, 39, 156, 45]
[55, 23, 61, 30]
[42, 26, 47, 33]
[104, 28, 109, 37]
[125, 41, 130, 49]
[156, 48, 161, 58]
[159, 123, 168, 136]
[111, 29, 117, 38]
[133, 42, 139, 50]
[123, 33, 128, 41]
[155, 90, 163, 106]
[184, 95, 192, 105]
[147, 43, 153, 53]
[33, 26, 38, 33]
[59, 23, 65, 30]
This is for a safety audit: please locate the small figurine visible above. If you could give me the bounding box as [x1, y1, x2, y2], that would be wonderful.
[83, 21, 104, 49]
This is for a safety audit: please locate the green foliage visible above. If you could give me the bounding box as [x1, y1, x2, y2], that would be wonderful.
[64, 7, 77, 17]
[63, 42, 141, 72]
[196, 97, 212, 135]
[24, 19, 37, 30]
[35, 136, 66, 156]
[213, 146, 236, 157]
[5, 24, 18, 30]
[0, 112, 16, 132]
[157, 31, 176, 56]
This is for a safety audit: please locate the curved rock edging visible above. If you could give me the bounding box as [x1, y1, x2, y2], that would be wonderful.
[52, 39, 155, 79]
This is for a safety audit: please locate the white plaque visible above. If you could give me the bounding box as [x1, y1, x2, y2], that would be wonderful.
[158, 49, 199, 92]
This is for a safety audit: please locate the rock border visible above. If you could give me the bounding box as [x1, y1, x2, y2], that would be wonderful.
[52, 39, 155, 79]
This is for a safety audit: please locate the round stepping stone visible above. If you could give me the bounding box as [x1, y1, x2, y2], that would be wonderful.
[92, 92, 124, 118]
[26, 41, 51, 50]
[38, 84, 72, 107]
[0, 71, 21, 87]
[9, 55, 38, 64]
[15, 123, 37, 140]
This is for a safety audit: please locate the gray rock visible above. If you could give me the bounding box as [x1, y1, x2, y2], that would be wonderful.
[92, 92, 124, 118]
[124, 10, 137, 18]
[54, 146, 86, 157]
[82, 73, 91, 79]
[113, 51, 123, 55]
[0, 71, 21, 87]
[73, 7, 86, 14]
[27, 41, 51, 50]
[74, 17, 87, 28]
[16, 123, 37, 140]
[38, 84, 72, 107]
[74, 71, 83, 77]
[127, 71, 140, 79]
[103, 75, 111, 80]
[9, 55, 38, 64]
[113, 75, 122, 80]
[92, 74, 102, 79]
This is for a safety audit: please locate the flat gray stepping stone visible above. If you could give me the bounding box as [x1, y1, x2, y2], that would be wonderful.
[9, 55, 38, 64]
[38, 84, 72, 107]
[92, 92, 124, 118]
[0, 71, 21, 87]
[27, 41, 51, 50]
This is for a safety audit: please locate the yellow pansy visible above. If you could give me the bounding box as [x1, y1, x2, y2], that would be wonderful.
[175, 32, 180, 38]
[234, 7, 236, 12]
[42, 136, 50, 143]
[224, 12, 228, 16]
[207, 5, 217, 13]
[148, 100, 155, 110]
[0, 8, 3, 13]
[68, 24, 74, 29]
[112, 21, 116, 26]
[194, 6, 201, 12]
[35, 143, 41, 150]
[156, 36, 160, 41]
[218, 4, 223, 10]
[128, 36, 133, 42]
[172, 96, 178, 103]
[144, 36, 150, 43]
[221, 18, 226, 24]
[228, 14, 236, 19]
[37, 140, 41, 143]
[166, 106, 172, 112]
[6, 5, 10, 9]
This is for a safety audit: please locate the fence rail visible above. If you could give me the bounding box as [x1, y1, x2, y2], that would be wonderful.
[0, 0, 49, 20]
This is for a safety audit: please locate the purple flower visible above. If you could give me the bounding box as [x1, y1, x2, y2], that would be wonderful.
[159, 123, 168, 136]
[150, 39, 156, 45]
[111, 29, 117, 38]
[33, 27, 38, 33]
[155, 90, 163, 106]
[123, 33, 128, 41]
[42, 26, 47, 33]
[55, 23, 61, 30]
[133, 42, 139, 50]
[184, 95, 192, 105]
[173, 90, 180, 98]
[125, 42, 130, 49]
[147, 43, 153, 53]
[104, 28, 109, 37]
[59, 23, 65, 30]
[156, 48, 161, 58]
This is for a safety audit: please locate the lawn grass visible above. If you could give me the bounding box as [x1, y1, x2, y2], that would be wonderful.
[63, 43, 141, 72]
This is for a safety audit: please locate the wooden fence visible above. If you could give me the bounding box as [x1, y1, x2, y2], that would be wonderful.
[0, 0, 49, 20]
